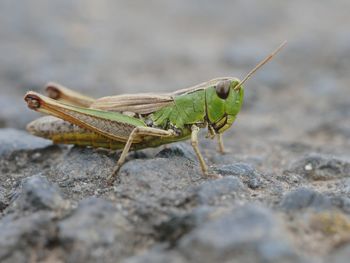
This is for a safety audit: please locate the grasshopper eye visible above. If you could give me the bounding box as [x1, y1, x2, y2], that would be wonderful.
[215, 80, 231, 99]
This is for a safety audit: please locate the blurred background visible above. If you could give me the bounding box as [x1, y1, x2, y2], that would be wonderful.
[0, 0, 349, 153]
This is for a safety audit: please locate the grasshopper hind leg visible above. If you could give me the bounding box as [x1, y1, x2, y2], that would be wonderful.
[45, 82, 95, 107]
[108, 127, 176, 184]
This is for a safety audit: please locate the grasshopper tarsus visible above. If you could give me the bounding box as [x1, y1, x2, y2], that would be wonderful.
[107, 166, 121, 185]
[207, 173, 223, 179]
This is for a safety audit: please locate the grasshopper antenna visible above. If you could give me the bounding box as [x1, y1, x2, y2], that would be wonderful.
[234, 40, 287, 90]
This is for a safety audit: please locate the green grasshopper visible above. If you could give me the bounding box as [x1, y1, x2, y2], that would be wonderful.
[24, 42, 286, 182]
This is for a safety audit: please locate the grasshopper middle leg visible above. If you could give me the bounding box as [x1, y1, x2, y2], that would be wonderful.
[217, 133, 225, 154]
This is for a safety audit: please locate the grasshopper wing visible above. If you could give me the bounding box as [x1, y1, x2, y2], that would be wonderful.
[90, 78, 235, 114]
[90, 93, 174, 115]
[171, 77, 235, 96]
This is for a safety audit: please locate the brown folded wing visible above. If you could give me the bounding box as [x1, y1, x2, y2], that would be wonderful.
[90, 93, 174, 115]
[90, 77, 237, 115]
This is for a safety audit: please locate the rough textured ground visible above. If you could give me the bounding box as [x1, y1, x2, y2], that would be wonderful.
[0, 1, 350, 262]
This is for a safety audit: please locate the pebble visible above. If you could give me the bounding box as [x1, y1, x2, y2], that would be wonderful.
[279, 187, 332, 211]
[0, 128, 51, 157]
[192, 176, 246, 205]
[288, 154, 350, 181]
[10, 174, 68, 212]
[0, 1, 350, 262]
[58, 197, 134, 262]
[215, 163, 264, 189]
[178, 205, 305, 263]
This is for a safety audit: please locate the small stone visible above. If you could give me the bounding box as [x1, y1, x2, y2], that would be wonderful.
[31, 152, 42, 160]
[154, 206, 213, 244]
[155, 143, 197, 162]
[58, 197, 134, 262]
[114, 156, 201, 203]
[215, 163, 264, 189]
[279, 188, 332, 211]
[304, 163, 313, 171]
[10, 174, 68, 212]
[178, 205, 304, 263]
[0, 212, 56, 262]
[0, 128, 51, 157]
[53, 146, 115, 181]
[192, 176, 246, 205]
[287, 154, 350, 180]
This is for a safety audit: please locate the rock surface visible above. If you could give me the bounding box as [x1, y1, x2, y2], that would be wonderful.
[1, 1, 350, 263]
[178, 205, 304, 263]
[9, 174, 68, 212]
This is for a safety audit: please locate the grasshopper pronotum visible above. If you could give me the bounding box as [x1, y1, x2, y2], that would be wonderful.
[24, 42, 286, 182]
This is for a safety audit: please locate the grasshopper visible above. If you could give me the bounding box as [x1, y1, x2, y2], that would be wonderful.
[24, 42, 286, 182]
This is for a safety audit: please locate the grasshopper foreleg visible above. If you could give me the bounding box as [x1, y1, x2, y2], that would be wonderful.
[191, 125, 209, 176]
[108, 127, 176, 183]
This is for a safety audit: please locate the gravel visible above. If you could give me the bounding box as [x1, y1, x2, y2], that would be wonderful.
[1, 1, 350, 262]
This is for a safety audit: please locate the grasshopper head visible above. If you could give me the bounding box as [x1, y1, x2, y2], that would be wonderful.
[206, 41, 286, 135]
[206, 78, 244, 134]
